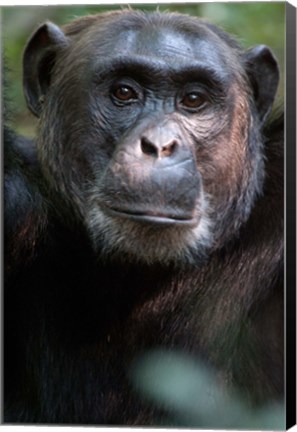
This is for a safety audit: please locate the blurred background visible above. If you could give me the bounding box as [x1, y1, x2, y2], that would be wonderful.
[3, 2, 285, 137]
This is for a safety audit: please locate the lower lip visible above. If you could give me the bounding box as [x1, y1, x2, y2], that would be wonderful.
[102, 206, 199, 227]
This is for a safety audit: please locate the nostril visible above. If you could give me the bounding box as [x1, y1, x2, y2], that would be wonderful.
[141, 137, 179, 158]
[141, 137, 158, 157]
[161, 140, 178, 157]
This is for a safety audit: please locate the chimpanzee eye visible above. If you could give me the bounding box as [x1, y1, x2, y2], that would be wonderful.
[112, 85, 137, 101]
[181, 92, 206, 109]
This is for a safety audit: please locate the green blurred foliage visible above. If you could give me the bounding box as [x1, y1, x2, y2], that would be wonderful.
[131, 349, 285, 430]
[2, 2, 285, 137]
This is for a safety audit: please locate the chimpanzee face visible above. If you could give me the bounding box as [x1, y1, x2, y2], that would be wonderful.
[23, 11, 279, 265]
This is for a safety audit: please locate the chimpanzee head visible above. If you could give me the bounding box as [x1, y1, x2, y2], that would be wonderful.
[23, 10, 279, 265]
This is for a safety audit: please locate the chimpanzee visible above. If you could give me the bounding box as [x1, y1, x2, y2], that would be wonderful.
[4, 10, 284, 426]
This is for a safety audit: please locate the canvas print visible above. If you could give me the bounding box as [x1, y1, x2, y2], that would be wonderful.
[3, 2, 287, 429]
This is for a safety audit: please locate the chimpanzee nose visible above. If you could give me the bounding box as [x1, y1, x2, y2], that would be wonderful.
[141, 136, 178, 158]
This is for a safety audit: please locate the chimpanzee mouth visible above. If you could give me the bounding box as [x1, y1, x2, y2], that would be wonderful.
[101, 205, 200, 227]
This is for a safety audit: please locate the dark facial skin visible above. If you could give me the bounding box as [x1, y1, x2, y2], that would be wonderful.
[57, 26, 231, 215]
[90, 28, 233, 225]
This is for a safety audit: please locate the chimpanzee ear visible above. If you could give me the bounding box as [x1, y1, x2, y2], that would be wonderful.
[23, 22, 69, 118]
[244, 45, 279, 124]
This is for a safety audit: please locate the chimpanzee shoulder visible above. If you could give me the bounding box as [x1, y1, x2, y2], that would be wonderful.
[4, 126, 47, 275]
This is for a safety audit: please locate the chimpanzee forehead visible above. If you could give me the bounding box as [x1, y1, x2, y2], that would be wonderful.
[73, 15, 243, 86]
[97, 24, 230, 71]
